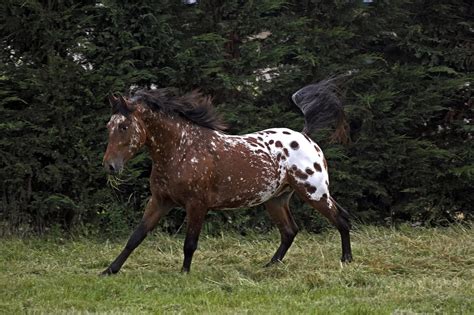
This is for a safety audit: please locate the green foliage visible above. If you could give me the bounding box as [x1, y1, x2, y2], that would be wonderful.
[0, 0, 472, 234]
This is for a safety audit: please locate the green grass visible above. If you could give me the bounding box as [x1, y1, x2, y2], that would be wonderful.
[1, 225, 473, 314]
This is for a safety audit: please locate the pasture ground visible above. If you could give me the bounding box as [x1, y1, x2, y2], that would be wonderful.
[0, 225, 473, 314]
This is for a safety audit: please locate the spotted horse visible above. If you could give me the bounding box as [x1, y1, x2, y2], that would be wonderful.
[101, 78, 353, 275]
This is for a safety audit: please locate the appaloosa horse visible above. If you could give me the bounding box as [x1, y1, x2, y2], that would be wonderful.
[101, 78, 352, 275]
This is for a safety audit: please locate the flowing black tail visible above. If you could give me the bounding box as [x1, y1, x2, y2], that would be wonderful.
[292, 76, 350, 144]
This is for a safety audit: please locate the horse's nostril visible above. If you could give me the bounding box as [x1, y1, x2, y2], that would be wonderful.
[108, 164, 115, 172]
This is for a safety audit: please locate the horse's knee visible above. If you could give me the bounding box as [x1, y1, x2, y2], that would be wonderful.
[125, 222, 147, 250]
[289, 226, 299, 239]
[281, 226, 298, 244]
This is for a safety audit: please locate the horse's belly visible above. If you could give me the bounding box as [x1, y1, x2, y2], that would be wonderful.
[211, 181, 283, 210]
[210, 158, 283, 209]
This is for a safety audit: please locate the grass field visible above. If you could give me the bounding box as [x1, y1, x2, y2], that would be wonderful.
[1, 225, 473, 314]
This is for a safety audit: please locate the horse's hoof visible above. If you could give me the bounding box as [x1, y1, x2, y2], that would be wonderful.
[340, 254, 353, 263]
[99, 267, 116, 276]
[264, 262, 273, 268]
[264, 259, 282, 268]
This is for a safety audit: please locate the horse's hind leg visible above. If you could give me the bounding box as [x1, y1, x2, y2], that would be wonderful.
[100, 197, 173, 275]
[264, 192, 299, 266]
[294, 188, 352, 263]
[329, 197, 352, 262]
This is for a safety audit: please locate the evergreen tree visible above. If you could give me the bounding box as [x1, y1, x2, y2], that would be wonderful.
[1, 0, 471, 234]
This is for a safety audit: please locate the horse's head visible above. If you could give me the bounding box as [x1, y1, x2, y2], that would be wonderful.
[103, 95, 147, 174]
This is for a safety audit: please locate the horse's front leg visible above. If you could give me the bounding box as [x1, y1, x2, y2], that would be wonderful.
[181, 204, 207, 273]
[100, 197, 173, 276]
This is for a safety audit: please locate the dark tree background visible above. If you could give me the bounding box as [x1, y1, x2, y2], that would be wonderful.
[1, 0, 472, 235]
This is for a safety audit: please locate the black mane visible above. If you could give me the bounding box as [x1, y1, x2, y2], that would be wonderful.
[130, 88, 228, 131]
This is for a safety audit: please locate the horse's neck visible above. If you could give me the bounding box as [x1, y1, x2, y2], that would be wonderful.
[142, 111, 194, 164]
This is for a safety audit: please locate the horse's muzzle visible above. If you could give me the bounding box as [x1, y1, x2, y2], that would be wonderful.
[104, 159, 123, 174]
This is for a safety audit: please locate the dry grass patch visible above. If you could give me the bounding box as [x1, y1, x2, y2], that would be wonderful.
[0, 224, 473, 314]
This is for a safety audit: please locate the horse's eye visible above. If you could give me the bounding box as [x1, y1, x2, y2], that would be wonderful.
[119, 124, 128, 131]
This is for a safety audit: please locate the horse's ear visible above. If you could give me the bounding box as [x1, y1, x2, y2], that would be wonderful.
[107, 93, 133, 116]
[117, 95, 133, 116]
[108, 93, 119, 113]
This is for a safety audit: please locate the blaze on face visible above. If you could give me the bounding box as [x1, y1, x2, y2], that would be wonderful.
[103, 95, 146, 174]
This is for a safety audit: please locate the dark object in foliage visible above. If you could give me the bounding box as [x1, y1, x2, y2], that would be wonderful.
[100, 79, 353, 275]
